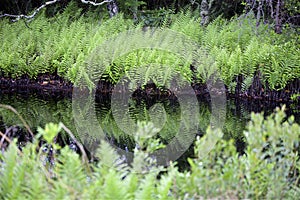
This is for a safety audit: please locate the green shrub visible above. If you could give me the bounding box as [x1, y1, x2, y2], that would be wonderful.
[183, 106, 300, 199]
[0, 106, 299, 199]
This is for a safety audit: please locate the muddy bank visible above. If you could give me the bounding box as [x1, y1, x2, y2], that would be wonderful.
[0, 72, 299, 102]
[0, 73, 73, 98]
[230, 72, 300, 102]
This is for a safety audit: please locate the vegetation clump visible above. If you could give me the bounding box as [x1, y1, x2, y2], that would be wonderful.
[0, 1, 299, 199]
[0, 106, 299, 199]
[0, 2, 299, 101]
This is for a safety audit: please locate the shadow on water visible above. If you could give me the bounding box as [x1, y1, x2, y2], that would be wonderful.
[0, 91, 299, 170]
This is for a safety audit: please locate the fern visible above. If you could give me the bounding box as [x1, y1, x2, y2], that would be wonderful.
[134, 173, 156, 199]
[157, 166, 177, 199]
[0, 142, 23, 199]
[169, 11, 203, 42]
[102, 169, 129, 199]
[241, 76, 254, 92]
[1, 106, 300, 199]
[0, 8, 298, 93]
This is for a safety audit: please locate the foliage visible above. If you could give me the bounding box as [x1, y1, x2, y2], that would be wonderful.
[0, 3, 134, 81]
[291, 93, 300, 102]
[200, 15, 300, 91]
[0, 106, 299, 199]
[243, 0, 300, 33]
[178, 106, 300, 198]
[0, 6, 298, 94]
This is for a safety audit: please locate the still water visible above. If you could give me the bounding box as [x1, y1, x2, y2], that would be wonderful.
[0, 91, 299, 169]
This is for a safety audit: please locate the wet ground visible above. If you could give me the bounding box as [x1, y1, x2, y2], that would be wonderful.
[1, 72, 300, 102]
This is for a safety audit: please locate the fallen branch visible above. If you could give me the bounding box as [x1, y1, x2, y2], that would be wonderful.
[0, 130, 12, 148]
[59, 122, 91, 173]
[0, 126, 16, 148]
[0, 104, 34, 137]
[0, 131, 23, 155]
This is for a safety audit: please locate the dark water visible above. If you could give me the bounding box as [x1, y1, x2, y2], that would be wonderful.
[0, 91, 299, 169]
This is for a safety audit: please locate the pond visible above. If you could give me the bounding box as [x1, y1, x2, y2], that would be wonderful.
[0, 90, 299, 170]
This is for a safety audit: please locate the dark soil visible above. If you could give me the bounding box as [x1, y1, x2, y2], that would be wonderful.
[0, 73, 73, 98]
[0, 72, 300, 102]
[229, 72, 300, 102]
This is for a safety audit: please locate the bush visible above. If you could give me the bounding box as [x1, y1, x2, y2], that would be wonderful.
[0, 106, 299, 199]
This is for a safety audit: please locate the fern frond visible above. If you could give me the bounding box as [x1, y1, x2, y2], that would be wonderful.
[0, 142, 25, 199]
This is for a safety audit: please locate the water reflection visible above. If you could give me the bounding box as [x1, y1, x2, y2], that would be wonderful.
[0, 91, 299, 169]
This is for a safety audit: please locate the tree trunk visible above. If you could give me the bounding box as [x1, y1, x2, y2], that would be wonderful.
[275, 0, 283, 33]
[200, 0, 209, 26]
[107, 0, 119, 18]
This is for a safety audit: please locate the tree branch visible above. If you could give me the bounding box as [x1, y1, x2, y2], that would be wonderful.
[0, 0, 113, 22]
[0, 104, 34, 137]
[0, 0, 61, 21]
[80, 0, 113, 6]
[275, 0, 283, 33]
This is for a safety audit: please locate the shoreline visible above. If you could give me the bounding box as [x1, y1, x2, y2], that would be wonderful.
[1, 73, 299, 103]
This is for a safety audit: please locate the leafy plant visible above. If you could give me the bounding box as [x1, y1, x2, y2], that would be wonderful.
[1, 7, 299, 96]
[0, 106, 300, 199]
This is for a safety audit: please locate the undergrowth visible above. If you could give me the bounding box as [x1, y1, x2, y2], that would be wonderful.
[0, 106, 299, 199]
[0, 3, 299, 94]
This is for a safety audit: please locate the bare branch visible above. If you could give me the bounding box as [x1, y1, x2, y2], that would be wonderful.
[59, 122, 91, 173]
[0, 104, 34, 137]
[0, 0, 61, 21]
[267, 0, 274, 19]
[0, 0, 114, 22]
[80, 0, 113, 6]
[256, 0, 264, 26]
[0, 130, 12, 149]
[0, 130, 23, 155]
